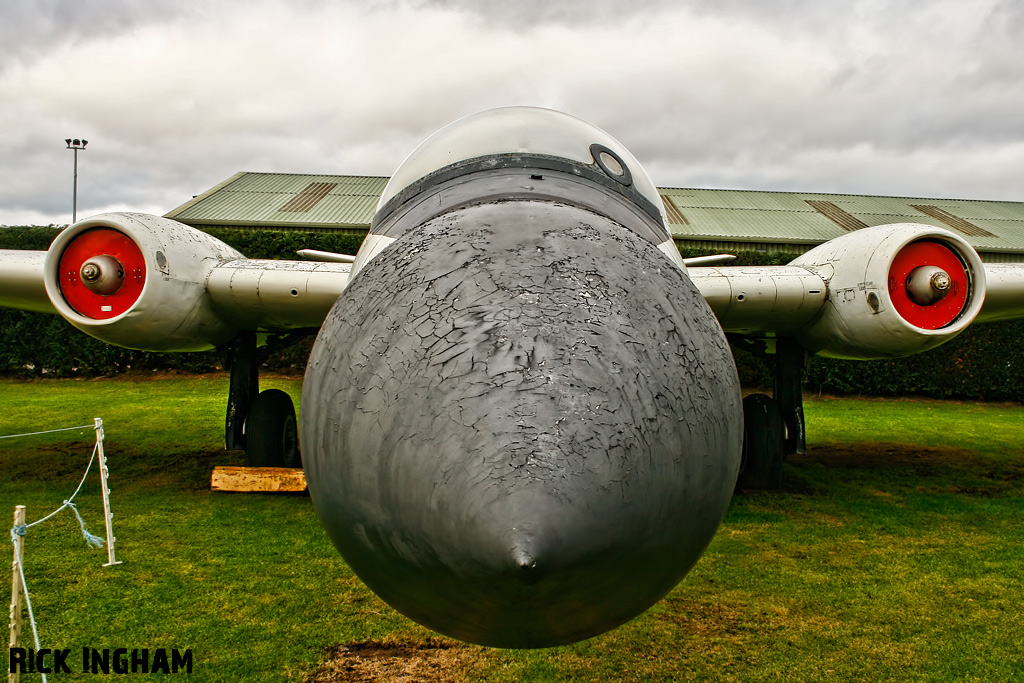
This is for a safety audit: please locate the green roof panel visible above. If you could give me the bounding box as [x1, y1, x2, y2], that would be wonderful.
[166, 172, 388, 228]
[165, 172, 1024, 257]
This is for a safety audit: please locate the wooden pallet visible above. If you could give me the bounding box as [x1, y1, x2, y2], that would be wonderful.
[210, 466, 307, 493]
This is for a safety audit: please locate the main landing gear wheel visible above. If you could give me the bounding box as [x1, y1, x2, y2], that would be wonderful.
[244, 389, 300, 468]
[738, 393, 784, 490]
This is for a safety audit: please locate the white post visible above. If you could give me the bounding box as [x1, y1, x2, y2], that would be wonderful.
[94, 419, 121, 567]
[9, 505, 25, 683]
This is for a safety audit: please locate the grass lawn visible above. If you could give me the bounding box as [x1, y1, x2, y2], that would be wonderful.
[1, 377, 1021, 682]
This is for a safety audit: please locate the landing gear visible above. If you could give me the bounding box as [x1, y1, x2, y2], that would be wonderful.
[738, 393, 784, 489]
[225, 332, 259, 454]
[245, 389, 300, 468]
[732, 336, 810, 490]
[775, 337, 807, 458]
[222, 331, 309, 468]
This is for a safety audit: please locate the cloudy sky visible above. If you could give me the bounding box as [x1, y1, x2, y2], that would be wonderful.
[2, 0, 1022, 226]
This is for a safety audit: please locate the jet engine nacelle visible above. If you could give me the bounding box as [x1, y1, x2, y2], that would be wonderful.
[43, 212, 243, 351]
[791, 223, 986, 360]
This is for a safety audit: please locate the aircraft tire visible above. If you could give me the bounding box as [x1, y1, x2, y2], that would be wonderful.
[738, 393, 784, 490]
[245, 389, 300, 468]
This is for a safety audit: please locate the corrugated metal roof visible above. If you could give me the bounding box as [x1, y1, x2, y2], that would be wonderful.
[165, 172, 1024, 255]
[166, 172, 388, 228]
[660, 187, 1024, 253]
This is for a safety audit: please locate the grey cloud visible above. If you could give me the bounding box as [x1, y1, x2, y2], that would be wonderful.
[1, 0, 1022, 225]
[0, 0, 187, 68]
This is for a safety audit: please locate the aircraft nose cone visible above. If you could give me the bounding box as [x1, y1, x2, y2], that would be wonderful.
[302, 200, 742, 647]
[513, 548, 535, 571]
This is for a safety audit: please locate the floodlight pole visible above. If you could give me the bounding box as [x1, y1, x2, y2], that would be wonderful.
[65, 138, 88, 224]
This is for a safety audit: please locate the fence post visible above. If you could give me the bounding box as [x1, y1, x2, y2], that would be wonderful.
[94, 419, 121, 567]
[8, 505, 25, 683]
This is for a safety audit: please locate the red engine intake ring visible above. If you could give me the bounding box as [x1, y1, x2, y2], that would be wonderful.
[58, 228, 146, 320]
[888, 239, 969, 330]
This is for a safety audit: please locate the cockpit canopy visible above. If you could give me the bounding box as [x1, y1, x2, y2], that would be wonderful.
[376, 106, 668, 228]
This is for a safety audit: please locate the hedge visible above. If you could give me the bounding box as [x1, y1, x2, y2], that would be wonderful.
[1, 227, 1021, 401]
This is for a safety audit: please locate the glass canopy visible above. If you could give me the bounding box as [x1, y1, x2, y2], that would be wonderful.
[376, 107, 665, 222]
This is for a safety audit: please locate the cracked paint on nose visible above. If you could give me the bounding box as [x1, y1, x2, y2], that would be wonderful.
[302, 199, 742, 648]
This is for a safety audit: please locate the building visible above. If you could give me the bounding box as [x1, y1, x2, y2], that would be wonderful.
[165, 171, 1024, 262]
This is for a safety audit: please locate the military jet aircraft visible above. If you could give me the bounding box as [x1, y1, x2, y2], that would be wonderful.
[2, 107, 1023, 648]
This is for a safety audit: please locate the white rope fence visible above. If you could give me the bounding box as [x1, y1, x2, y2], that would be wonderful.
[0, 425, 95, 440]
[7, 418, 121, 683]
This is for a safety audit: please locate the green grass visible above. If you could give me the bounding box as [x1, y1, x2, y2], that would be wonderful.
[1, 378, 1022, 682]
[805, 394, 1024, 457]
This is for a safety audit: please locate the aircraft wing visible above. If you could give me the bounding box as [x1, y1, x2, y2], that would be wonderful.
[975, 263, 1024, 323]
[204, 258, 349, 331]
[688, 223, 1024, 360]
[4, 215, 1024, 357]
[0, 213, 350, 352]
[691, 258, 1024, 333]
[0, 249, 54, 314]
[688, 265, 827, 335]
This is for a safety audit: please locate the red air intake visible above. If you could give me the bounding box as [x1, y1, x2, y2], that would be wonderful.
[57, 228, 146, 320]
[888, 239, 969, 330]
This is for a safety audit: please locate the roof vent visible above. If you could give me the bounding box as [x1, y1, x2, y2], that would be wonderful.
[911, 205, 995, 238]
[660, 195, 690, 225]
[279, 182, 338, 213]
[806, 200, 868, 232]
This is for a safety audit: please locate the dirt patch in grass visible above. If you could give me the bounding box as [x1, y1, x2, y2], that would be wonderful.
[304, 638, 482, 683]
[790, 442, 1024, 496]
[0, 442, 97, 481]
[793, 442, 978, 470]
[654, 600, 749, 637]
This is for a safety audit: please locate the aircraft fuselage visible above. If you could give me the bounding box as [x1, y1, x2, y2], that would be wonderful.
[301, 142, 743, 647]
